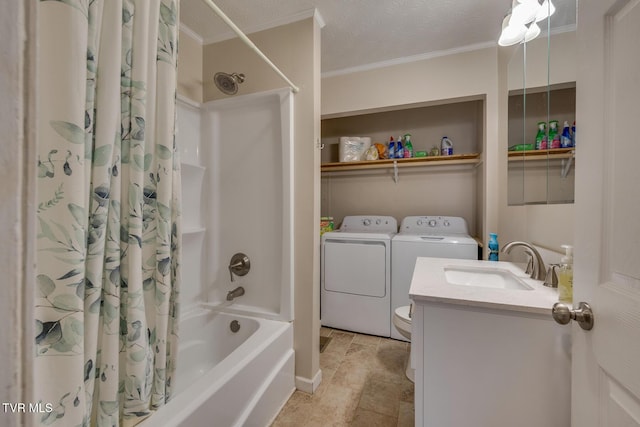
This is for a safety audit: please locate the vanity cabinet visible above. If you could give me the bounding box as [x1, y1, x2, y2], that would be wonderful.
[409, 258, 571, 427]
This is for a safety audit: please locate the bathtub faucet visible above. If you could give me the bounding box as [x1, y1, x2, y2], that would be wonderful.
[226, 286, 245, 301]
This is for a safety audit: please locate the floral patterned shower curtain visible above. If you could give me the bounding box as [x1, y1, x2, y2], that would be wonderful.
[35, 1, 181, 425]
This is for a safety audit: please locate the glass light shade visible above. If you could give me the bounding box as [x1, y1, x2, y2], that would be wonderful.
[498, 14, 527, 46]
[510, 0, 540, 25]
[535, 0, 556, 22]
[523, 22, 541, 42]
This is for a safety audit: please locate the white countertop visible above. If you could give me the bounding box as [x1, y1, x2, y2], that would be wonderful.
[409, 257, 560, 315]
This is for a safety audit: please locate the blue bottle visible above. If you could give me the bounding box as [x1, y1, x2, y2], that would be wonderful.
[396, 135, 404, 159]
[388, 136, 396, 160]
[488, 233, 499, 261]
[561, 121, 572, 148]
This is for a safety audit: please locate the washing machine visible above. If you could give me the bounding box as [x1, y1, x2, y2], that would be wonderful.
[321, 215, 398, 337]
[391, 216, 478, 341]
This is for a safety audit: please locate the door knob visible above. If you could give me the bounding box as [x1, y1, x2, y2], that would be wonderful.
[552, 302, 594, 331]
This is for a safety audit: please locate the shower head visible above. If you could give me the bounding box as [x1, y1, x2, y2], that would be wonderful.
[214, 72, 245, 95]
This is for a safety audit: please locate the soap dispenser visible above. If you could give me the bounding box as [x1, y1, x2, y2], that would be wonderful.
[558, 245, 573, 303]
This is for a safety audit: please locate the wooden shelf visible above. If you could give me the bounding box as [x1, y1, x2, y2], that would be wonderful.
[321, 153, 481, 172]
[507, 148, 574, 162]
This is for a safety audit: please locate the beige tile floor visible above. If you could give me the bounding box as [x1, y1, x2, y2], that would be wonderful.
[271, 327, 414, 427]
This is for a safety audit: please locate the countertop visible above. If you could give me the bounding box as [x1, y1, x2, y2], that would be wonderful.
[409, 257, 560, 315]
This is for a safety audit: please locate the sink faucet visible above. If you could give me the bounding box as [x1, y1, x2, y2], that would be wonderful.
[226, 286, 245, 301]
[501, 241, 546, 281]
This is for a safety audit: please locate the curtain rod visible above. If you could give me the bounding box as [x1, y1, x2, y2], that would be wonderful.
[201, 0, 300, 94]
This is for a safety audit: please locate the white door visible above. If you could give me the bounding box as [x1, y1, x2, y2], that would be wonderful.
[572, 0, 640, 425]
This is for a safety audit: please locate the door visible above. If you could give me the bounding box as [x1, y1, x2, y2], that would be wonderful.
[572, 0, 640, 425]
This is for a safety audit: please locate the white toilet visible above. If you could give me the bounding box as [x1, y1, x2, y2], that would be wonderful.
[393, 305, 414, 382]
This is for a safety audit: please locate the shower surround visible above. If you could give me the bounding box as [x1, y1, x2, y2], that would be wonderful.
[154, 88, 295, 426]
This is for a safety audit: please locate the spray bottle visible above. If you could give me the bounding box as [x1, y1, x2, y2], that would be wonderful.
[403, 134, 413, 158]
[561, 121, 572, 148]
[558, 245, 573, 303]
[549, 120, 561, 149]
[396, 135, 404, 159]
[535, 122, 548, 150]
[388, 136, 396, 160]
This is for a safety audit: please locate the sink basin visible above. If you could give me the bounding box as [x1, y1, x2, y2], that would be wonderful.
[444, 266, 533, 291]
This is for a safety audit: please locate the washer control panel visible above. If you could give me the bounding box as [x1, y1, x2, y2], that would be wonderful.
[339, 215, 398, 233]
[399, 216, 468, 234]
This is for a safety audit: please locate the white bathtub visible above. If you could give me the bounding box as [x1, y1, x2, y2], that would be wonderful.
[141, 307, 295, 427]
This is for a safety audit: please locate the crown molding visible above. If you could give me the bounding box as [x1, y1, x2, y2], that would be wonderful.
[321, 40, 497, 79]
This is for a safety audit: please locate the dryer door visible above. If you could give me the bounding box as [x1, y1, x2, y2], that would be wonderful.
[323, 240, 387, 297]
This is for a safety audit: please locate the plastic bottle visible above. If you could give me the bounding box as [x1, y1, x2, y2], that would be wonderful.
[535, 122, 548, 150]
[558, 245, 573, 303]
[388, 136, 396, 160]
[441, 136, 453, 156]
[561, 121, 572, 148]
[571, 121, 576, 146]
[403, 133, 413, 158]
[488, 233, 499, 261]
[396, 135, 404, 159]
[549, 120, 561, 149]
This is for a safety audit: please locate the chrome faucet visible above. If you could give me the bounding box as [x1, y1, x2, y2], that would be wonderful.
[501, 241, 547, 281]
[226, 286, 245, 301]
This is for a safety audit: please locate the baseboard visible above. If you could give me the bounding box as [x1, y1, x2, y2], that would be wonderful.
[295, 369, 323, 394]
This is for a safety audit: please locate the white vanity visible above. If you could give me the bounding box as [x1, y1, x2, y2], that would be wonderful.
[409, 257, 571, 427]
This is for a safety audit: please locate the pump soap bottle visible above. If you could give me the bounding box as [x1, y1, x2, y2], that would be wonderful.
[558, 245, 573, 303]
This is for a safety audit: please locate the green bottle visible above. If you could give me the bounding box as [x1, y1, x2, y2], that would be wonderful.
[535, 122, 547, 150]
[403, 134, 413, 158]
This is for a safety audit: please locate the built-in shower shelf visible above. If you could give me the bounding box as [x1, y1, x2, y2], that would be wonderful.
[181, 162, 206, 172]
[321, 153, 481, 173]
[182, 226, 206, 236]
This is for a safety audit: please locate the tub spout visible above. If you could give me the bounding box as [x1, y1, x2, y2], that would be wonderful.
[226, 286, 245, 301]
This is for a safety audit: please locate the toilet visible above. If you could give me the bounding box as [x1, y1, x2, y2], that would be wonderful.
[393, 305, 415, 382]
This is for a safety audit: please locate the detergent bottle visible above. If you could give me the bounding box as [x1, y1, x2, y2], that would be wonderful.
[441, 136, 453, 156]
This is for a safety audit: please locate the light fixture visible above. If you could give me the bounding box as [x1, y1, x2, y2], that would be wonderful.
[498, 14, 527, 47]
[535, 0, 556, 22]
[510, 0, 540, 26]
[524, 22, 541, 42]
[498, 0, 554, 46]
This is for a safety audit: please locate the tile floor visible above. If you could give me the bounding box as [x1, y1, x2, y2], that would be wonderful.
[271, 327, 414, 427]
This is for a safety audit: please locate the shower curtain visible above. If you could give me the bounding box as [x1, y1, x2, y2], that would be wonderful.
[35, 1, 181, 426]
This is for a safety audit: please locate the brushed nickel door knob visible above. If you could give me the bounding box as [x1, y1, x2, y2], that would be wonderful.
[552, 302, 594, 331]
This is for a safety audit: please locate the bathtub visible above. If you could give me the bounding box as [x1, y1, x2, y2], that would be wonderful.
[141, 307, 295, 427]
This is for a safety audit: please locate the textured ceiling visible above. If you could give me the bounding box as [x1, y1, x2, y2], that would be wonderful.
[180, 0, 576, 75]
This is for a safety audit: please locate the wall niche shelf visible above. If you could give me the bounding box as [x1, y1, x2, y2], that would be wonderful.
[321, 153, 481, 173]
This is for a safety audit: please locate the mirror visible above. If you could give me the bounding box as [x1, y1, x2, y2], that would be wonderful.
[507, 2, 577, 206]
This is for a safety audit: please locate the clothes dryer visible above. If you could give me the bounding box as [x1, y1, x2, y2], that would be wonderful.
[321, 215, 397, 337]
[391, 216, 478, 341]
